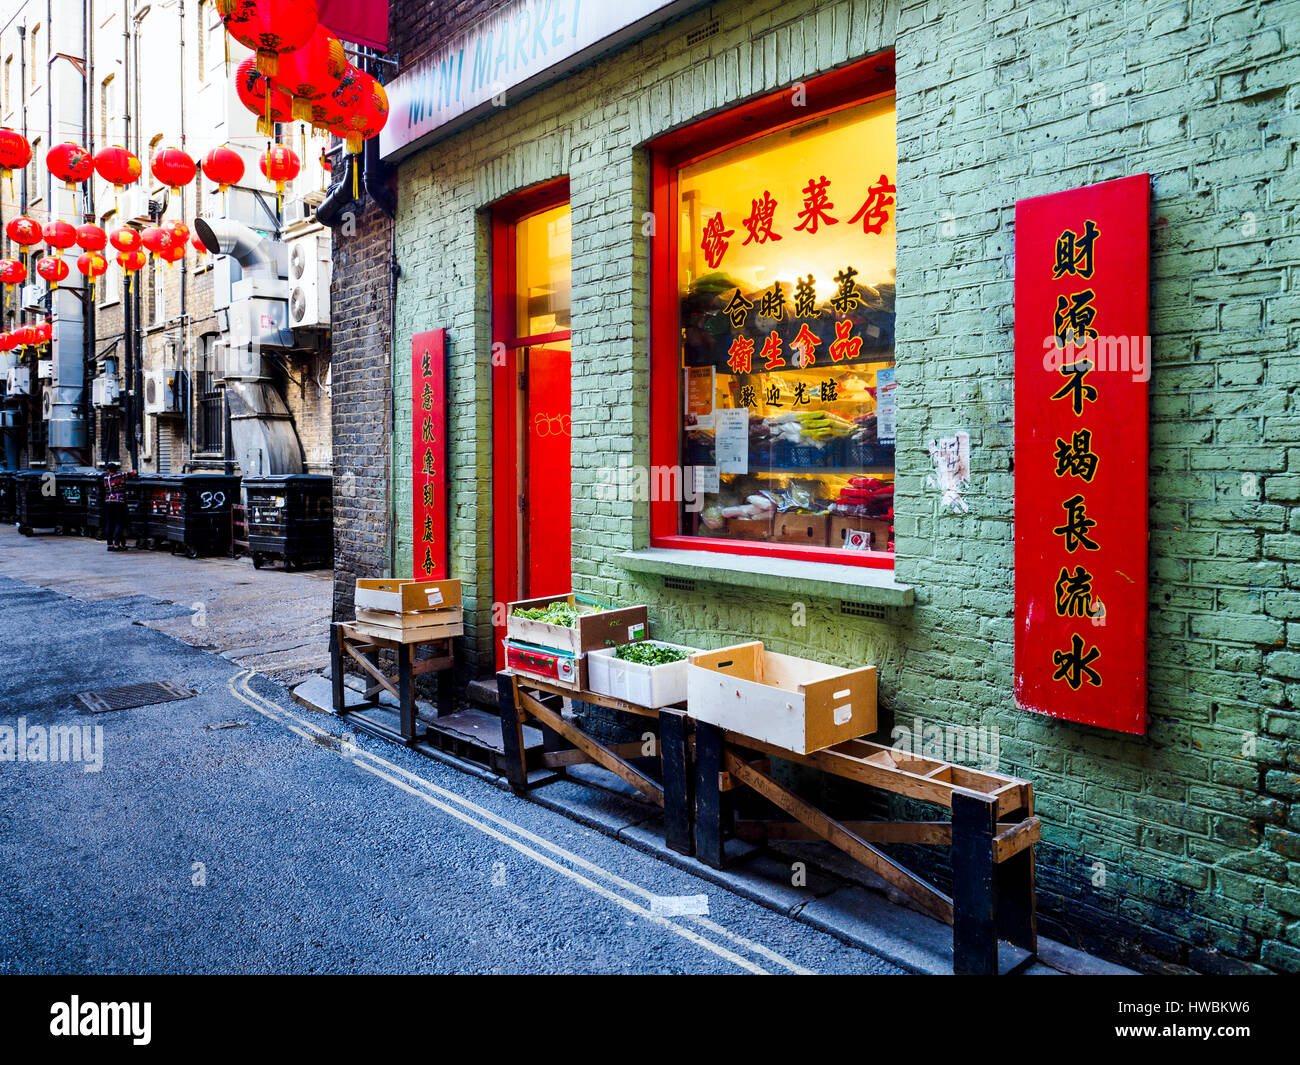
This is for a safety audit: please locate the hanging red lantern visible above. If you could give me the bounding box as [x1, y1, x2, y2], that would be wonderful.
[75, 224, 108, 252]
[259, 144, 301, 194]
[0, 257, 28, 289]
[42, 220, 79, 258]
[332, 67, 388, 154]
[270, 25, 346, 122]
[235, 56, 295, 137]
[156, 241, 186, 266]
[116, 249, 147, 291]
[217, 0, 318, 77]
[36, 257, 70, 290]
[191, 233, 207, 255]
[140, 226, 173, 256]
[77, 251, 109, 300]
[34, 321, 53, 347]
[0, 333, 13, 352]
[0, 127, 32, 188]
[11, 325, 37, 349]
[150, 146, 197, 193]
[166, 221, 191, 247]
[45, 142, 95, 190]
[94, 145, 143, 191]
[7, 215, 43, 255]
[110, 226, 143, 254]
[202, 146, 245, 192]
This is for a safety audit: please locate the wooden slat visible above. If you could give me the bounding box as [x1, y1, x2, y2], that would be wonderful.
[735, 819, 956, 845]
[539, 741, 649, 768]
[993, 816, 1041, 863]
[411, 655, 453, 676]
[342, 642, 398, 699]
[722, 750, 954, 924]
[506, 670, 672, 719]
[519, 690, 664, 806]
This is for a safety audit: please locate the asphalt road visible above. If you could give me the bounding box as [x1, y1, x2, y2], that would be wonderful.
[0, 574, 903, 975]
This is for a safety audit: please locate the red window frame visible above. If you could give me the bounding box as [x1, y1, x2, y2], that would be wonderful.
[647, 52, 898, 570]
[490, 176, 571, 667]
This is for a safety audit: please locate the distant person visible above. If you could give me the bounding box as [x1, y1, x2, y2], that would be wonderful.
[103, 462, 135, 551]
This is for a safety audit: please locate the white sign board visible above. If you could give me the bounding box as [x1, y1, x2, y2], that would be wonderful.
[381, 0, 701, 160]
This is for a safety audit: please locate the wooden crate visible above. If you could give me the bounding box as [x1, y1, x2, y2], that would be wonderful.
[725, 516, 773, 541]
[506, 594, 648, 656]
[774, 512, 829, 545]
[829, 516, 893, 551]
[353, 609, 464, 644]
[686, 641, 876, 755]
[355, 578, 462, 614]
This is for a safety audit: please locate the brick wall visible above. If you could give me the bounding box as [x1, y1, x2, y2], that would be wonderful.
[361, 0, 1300, 972]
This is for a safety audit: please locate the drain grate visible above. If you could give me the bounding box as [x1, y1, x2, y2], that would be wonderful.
[75, 681, 196, 714]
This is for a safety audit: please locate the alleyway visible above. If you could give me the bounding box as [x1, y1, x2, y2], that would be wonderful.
[0, 526, 330, 687]
[0, 567, 902, 975]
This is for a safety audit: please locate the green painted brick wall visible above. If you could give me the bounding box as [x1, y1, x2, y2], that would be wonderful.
[386, 0, 1300, 972]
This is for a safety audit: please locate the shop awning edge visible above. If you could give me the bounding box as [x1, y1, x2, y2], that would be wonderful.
[618, 549, 915, 608]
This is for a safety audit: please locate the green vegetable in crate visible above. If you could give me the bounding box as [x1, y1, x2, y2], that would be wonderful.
[613, 641, 692, 666]
[512, 601, 601, 626]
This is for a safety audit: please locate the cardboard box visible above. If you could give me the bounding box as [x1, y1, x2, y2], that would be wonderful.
[686, 642, 876, 755]
[504, 639, 584, 690]
[725, 515, 773, 541]
[587, 641, 700, 708]
[773, 512, 829, 545]
[829, 516, 893, 551]
[506, 594, 648, 657]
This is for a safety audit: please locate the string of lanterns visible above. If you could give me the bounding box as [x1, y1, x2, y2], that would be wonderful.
[0, 0, 388, 307]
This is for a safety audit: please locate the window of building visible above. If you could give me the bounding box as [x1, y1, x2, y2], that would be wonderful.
[648, 57, 897, 568]
[100, 211, 120, 305]
[27, 135, 41, 204]
[100, 74, 114, 144]
[3, 56, 11, 112]
[197, 334, 223, 454]
[28, 25, 39, 89]
[150, 256, 165, 325]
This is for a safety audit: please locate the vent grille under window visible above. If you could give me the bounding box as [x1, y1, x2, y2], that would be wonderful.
[664, 576, 697, 592]
[840, 600, 887, 621]
[685, 19, 720, 47]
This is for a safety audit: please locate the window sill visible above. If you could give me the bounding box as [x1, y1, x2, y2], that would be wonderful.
[618, 547, 914, 607]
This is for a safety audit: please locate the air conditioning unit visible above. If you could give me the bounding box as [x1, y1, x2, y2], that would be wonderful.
[41, 387, 53, 420]
[21, 284, 46, 312]
[36, 358, 52, 380]
[92, 375, 121, 407]
[121, 188, 152, 224]
[144, 368, 181, 415]
[5, 367, 29, 395]
[282, 199, 312, 228]
[287, 231, 331, 329]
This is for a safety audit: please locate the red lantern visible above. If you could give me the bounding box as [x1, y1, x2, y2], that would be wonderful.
[191, 233, 207, 255]
[259, 145, 301, 194]
[34, 321, 52, 347]
[218, 0, 318, 77]
[140, 226, 173, 256]
[166, 221, 191, 247]
[46, 142, 95, 190]
[94, 145, 143, 191]
[151, 146, 197, 202]
[76, 224, 108, 252]
[116, 249, 147, 291]
[0, 333, 13, 352]
[36, 257, 70, 289]
[235, 56, 295, 137]
[11, 325, 37, 348]
[332, 67, 388, 154]
[0, 127, 32, 185]
[0, 257, 28, 288]
[156, 241, 186, 266]
[202, 146, 245, 192]
[7, 215, 43, 253]
[110, 226, 143, 254]
[77, 251, 109, 299]
[42, 220, 79, 257]
[270, 26, 346, 121]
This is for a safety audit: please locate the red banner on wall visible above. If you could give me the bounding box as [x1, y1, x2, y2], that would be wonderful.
[412, 329, 448, 580]
[1014, 174, 1150, 734]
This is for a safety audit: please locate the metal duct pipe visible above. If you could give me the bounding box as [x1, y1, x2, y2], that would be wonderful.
[194, 217, 282, 280]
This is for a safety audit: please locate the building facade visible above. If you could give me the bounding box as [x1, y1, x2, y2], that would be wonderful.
[333, 0, 1299, 975]
[0, 0, 334, 480]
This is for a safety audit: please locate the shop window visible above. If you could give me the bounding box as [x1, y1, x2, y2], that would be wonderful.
[650, 57, 897, 568]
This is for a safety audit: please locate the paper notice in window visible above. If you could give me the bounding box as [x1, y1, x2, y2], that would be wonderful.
[685, 367, 715, 430]
[715, 407, 749, 474]
[877, 367, 896, 445]
[693, 465, 720, 496]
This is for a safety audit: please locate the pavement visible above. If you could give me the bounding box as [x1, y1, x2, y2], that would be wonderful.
[0, 570, 904, 975]
[0, 524, 331, 687]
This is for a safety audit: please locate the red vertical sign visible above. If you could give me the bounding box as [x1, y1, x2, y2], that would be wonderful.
[1014, 175, 1150, 734]
[411, 329, 448, 580]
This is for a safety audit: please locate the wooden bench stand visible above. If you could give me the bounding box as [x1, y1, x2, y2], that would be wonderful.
[691, 721, 1040, 975]
[330, 621, 455, 747]
[496, 670, 693, 854]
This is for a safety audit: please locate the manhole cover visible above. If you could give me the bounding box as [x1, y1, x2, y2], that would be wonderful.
[75, 681, 197, 714]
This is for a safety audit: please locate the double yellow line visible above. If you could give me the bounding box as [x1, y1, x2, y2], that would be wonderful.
[224, 669, 814, 975]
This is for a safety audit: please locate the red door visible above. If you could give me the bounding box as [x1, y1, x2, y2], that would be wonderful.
[523, 345, 572, 598]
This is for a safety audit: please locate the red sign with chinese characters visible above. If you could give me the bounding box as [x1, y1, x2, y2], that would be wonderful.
[1014, 174, 1150, 734]
[412, 329, 448, 580]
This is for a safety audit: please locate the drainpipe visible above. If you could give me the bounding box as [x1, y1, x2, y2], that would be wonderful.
[363, 134, 395, 219]
[315, 151, 356, 227]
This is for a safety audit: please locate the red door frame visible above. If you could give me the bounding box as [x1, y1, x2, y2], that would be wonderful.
[647, 52, 899, 570]
[490, 177, 572, 667]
